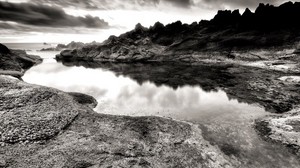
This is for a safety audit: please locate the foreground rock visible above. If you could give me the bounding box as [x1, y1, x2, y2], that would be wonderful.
[0, 75, 238, 167]
[0, 43, 42, 77]
[57, 2, 300, 64]
[0, 76, 79, 144]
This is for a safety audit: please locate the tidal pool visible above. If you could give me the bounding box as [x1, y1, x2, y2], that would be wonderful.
[19, 49, 300, 168]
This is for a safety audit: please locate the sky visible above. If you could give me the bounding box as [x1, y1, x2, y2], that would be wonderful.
[0, 0, 293, 43]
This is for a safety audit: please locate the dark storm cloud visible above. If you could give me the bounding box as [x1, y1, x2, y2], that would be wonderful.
[29, 0, 193, 9]
[0, 1, 109, 28]
[0, 21, 104, 34]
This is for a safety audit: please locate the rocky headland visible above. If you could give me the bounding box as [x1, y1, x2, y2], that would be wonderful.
[57, 2, 300, 66]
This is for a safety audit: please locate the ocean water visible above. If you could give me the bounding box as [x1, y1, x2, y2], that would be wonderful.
[7, 43, 300, 167]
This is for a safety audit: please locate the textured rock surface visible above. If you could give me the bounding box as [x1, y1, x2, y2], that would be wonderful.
[0, 76, 79, 144]
[0, 75, 239, 168]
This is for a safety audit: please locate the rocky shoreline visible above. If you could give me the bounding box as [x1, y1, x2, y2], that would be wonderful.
[0, 44, 243, 167]
[2, 2, 300, 166]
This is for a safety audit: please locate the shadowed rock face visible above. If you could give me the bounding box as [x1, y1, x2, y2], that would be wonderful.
[57, 2, 300, 63]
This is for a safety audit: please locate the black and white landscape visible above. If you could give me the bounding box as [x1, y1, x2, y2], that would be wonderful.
[1, 0, 300, 167]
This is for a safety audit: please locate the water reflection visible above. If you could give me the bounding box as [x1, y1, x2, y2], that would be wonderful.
[23, 61, 264, 119]
[22, 56, 300, 167]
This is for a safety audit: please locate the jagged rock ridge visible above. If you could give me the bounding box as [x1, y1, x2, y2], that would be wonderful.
[57, 1, 300, 63]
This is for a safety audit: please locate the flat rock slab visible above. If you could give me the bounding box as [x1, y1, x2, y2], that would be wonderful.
[0, 76, 79, 143]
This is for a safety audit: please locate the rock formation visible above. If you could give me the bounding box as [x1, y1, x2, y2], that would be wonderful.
[57, 2, 300, 63]
[0, 43, 42, 78]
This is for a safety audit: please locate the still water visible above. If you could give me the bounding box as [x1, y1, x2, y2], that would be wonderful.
[7, 44, 300, 167]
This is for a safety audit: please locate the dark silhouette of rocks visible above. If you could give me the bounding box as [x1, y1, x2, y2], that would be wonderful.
[212, 2, 300, 30]
[56, 1, 300, 63]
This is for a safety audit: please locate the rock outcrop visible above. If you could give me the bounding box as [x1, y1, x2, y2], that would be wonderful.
[57, 2, 300, 63]
[0, 43, 42, 78]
